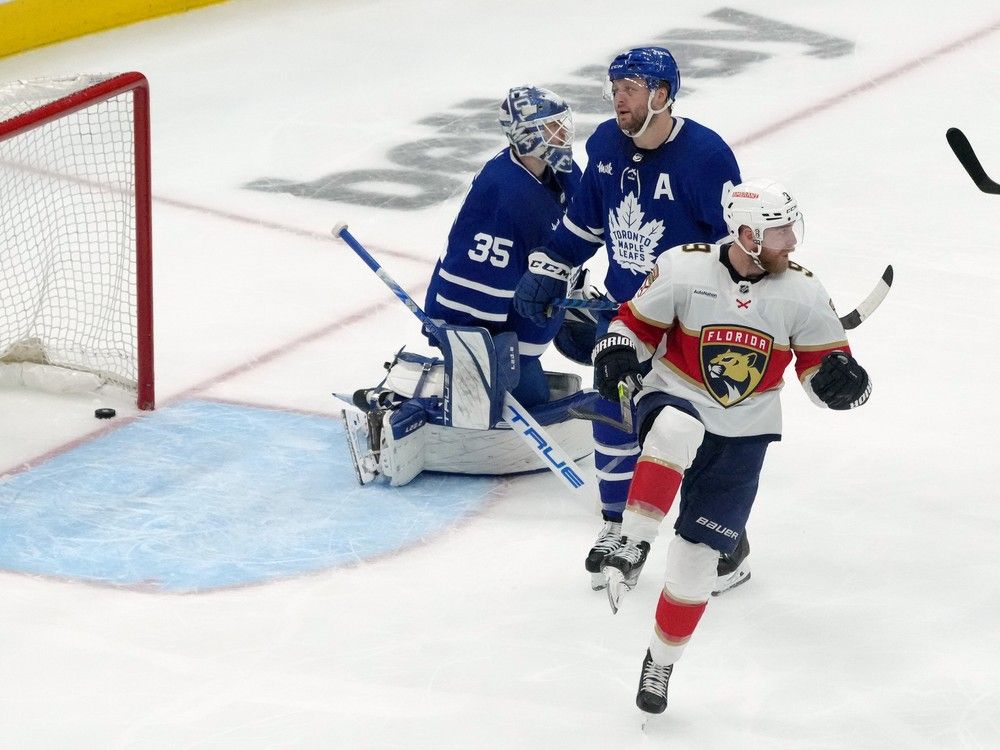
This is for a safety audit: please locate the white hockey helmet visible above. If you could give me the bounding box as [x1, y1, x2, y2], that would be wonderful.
[722, 179, 804, 260]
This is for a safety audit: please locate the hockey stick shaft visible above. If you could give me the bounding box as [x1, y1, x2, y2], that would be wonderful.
[569, 265, 893, 430]
[946, 128, 1000, 194]
[556, 265, 892, 331]
[333, 223, 588, 492]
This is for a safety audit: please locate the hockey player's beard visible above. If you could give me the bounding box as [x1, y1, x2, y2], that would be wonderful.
[759, 251, 792, 274]
[616, 108, 646, 136]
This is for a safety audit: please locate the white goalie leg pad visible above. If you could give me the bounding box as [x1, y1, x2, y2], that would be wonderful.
[379, 403, 428, 487]
[649, 535, 719, 665]
[440, 326, 501, 429]
[622, 407, 705, 543]
[383, 357, 445, 399]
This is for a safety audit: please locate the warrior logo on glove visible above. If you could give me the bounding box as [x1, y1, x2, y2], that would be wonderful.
[699, 325, 774, 407]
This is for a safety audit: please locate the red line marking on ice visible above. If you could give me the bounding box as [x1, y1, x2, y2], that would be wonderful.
[6, 17, 998, 477]
[155, 193, 428, 265]
[170, 283, 428, 405]
[730, 18, 1000, 149]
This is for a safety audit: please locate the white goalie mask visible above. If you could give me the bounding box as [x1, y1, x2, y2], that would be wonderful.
[722, 179, 805, 263]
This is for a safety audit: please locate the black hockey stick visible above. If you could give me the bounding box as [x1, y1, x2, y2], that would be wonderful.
[568, 265, 893, 431]
[946, 128, 1000, 194]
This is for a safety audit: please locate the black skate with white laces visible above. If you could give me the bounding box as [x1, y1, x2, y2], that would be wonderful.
[585, 521, 625, 590]
[636, 649, 672, 714]
[601, 538, 650, 614]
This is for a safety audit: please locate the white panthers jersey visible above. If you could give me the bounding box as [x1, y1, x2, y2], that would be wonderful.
[609, 242, 851, 437]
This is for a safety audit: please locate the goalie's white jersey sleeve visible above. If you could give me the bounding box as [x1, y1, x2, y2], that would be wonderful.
[609, 243, 852, 437]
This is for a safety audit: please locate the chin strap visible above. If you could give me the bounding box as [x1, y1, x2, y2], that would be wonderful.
[737, 236, 767, 272]
[622, 90, 671, 140]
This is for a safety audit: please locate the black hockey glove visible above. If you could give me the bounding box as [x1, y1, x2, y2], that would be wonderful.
[592, 333, 642, 401]
[811, 351, 871, 410]
[513, 250, 573, 326]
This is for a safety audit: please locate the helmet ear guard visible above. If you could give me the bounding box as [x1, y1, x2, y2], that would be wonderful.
[498, 85, 575, 173]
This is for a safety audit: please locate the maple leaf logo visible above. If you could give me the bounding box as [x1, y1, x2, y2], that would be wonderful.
[607, 192, 665, 275]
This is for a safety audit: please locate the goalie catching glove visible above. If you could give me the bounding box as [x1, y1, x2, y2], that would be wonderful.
[592, 333, 643, 402]
[811, 351, 871, 410]
[513, 249, 574, 326]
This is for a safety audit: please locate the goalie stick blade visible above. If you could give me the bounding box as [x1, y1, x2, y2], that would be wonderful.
[839, 265, 893, 330]
[946, 128, 1000, 194]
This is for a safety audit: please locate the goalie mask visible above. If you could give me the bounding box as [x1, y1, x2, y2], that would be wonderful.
[499, 86, 574, 173]
[723, 179, 805, 267]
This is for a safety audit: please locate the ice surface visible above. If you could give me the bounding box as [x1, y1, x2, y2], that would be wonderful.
[0, 1, 999, 747]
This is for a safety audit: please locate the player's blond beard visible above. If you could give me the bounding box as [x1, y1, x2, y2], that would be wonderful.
[759, 250, 792, 274]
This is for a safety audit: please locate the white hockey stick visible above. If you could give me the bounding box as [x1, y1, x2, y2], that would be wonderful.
[333, 223, 587, 492]
[838, 265, 893, 330]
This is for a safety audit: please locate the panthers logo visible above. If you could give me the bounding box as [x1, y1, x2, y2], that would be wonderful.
[699, 325, 773, 407]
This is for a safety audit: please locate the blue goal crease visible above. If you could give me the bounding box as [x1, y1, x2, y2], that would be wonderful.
[0, 399, 498, 592]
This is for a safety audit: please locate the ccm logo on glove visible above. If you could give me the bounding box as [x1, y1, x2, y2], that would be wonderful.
[527, 252, 571, 280]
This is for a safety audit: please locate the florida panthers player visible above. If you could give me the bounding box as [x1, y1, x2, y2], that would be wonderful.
[591, 179, 873, 714]
[510, 47, 747, 591]
[424, 85, 581, 408]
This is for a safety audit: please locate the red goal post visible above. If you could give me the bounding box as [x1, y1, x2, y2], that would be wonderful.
[0, 72, 154, 409]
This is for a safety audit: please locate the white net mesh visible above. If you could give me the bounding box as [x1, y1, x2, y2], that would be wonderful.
[0, 74, 142, 394]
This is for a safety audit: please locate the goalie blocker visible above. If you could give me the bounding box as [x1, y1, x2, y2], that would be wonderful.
[341, 323, 595, 486]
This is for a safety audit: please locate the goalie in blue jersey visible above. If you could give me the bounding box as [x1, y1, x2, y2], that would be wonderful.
[343, 87, 595, 488]
[511, 47, 750, 595]
[423, 85, 583, 408]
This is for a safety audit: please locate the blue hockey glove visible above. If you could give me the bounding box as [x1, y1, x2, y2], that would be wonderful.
[592, 333, 642, 402]
[811, 351, 871, 410]
[513, 250, 573, 326]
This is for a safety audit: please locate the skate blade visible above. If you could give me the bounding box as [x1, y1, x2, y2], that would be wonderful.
[711, 569, 751, 597]
[590, 571, 607, 591]
[604, 568, 628, 614]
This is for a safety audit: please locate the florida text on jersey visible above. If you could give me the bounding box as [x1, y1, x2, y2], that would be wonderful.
[611, 242, 851, 438]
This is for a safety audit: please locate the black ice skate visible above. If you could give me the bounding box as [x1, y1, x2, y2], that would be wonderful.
[585, 521, 625, 590]
[712, 533, 751, 596]
[601, 538, 650, 614]
[636, 649, 672, 715]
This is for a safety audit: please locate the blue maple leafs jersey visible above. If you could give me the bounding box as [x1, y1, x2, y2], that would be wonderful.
[425, 148, 582, 353]
[549, 117, 740, 303]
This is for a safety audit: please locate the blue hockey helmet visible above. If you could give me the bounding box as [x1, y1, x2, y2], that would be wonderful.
[607, 47, 681, 107]
[498, 85, 575, 173]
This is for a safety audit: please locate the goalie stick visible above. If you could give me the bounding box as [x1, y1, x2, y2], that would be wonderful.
[946, 127, 1000, 194]
[333, 223, 588, 493]
[568, 265, 894, 431]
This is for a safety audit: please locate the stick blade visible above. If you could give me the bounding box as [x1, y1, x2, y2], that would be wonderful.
[946, 128, 1000, 194]
[839, 265, 893, 330]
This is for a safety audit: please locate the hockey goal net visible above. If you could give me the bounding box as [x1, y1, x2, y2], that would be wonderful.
[0, 72, 154, 409]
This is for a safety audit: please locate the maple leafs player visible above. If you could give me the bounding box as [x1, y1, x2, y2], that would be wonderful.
[510, 47, 746, 589]
[592, 179, 872, 714]
[424, 85, 581, 408]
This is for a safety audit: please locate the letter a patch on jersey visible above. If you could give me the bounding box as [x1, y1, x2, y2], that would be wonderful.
[699, 325, 774, 407]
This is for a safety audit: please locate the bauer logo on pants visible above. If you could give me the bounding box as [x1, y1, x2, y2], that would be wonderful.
[699, 325, 773, 407]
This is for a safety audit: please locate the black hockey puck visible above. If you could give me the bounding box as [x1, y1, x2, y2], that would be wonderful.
[94, 408, 116, 419]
